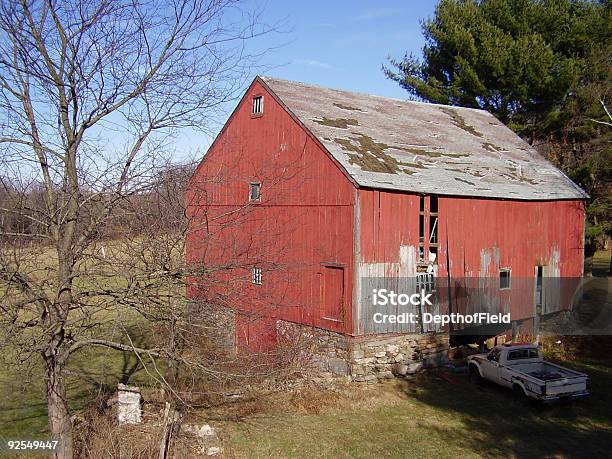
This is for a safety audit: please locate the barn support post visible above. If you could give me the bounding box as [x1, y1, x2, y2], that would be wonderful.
[534, 304, 542, 345]
[445, 220, 454, 334]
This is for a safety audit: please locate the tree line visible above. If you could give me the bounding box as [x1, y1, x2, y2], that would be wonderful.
[0, 163, 195, 243]
[385, 0, 611, 252]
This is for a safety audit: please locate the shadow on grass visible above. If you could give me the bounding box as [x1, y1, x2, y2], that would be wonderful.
[0, 325, 155, 437]
[0, 378, 50, 437]
[591, 250, 611, 277]
[403, 360, 612, 458]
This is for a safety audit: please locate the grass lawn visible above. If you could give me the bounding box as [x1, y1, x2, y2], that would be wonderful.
[221, 359, 612, 458]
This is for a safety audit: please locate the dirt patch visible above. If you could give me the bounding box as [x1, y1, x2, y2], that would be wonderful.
[313, 117, 359, 128]
[439, 107, 483, 138]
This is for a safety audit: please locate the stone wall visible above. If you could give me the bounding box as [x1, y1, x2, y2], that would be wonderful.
[276, 320, 351, 375]
[276, 320, 449, 382]
[350, 333, 449, 383]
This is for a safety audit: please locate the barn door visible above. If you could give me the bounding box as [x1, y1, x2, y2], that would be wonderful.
[322, 266, 344, 322]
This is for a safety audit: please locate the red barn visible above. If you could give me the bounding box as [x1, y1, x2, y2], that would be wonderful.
[186, 76, 587, 379]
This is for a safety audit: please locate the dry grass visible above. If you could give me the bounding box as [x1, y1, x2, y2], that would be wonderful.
[193, 377, 406, 422]
[73, 403, 205, 459]
[219, 360, 612, 459]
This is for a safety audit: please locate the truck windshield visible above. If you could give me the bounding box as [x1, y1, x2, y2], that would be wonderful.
[507, 348, 539, 360]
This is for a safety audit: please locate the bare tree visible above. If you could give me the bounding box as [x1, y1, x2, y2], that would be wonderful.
[0, 1, 276, 457]
[589, 99, 612, 128]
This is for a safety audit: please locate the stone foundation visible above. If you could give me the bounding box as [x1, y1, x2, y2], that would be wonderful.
[182, 307, 450, 381]
[350, 333, 449, 382]
[276, 320, 351, 375]
[277, 320, 449, 382]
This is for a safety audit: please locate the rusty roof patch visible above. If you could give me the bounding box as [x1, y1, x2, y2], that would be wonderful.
[313, 117, 359, 128]
[335, 134, 417, 174]
[333, 102, 363, 111]
[439, 106, 484, 138]
[259, 76, 588, 200]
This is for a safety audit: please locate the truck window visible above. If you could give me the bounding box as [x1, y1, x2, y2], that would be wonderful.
[507, 348, 539, 360]
[488, 348, 501, 362]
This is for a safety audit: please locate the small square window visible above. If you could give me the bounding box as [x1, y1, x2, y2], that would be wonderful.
[499, 269, 511, 290]
[252, 95, 263, 115]
[252, 267, 262, 285]
[249, 182, 261, 202]
[416, 272, 435, 293]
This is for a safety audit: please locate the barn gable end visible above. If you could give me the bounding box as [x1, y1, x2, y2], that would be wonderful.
[187, 77, 358, 350]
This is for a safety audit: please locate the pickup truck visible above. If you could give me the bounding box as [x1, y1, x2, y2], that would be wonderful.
[467, 343, 590, 402]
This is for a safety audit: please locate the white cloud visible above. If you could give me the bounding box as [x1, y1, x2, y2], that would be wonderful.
[293, 58, 333, 69]
[352, 7, 403, 21]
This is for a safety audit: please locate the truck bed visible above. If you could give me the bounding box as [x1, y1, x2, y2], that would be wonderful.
[508, 361, 588, 396]
[509, 362, 580, 381]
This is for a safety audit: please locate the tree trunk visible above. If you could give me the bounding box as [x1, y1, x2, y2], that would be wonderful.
[45, 358, 74, 459]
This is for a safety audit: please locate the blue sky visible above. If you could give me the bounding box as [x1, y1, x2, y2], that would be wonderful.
[177, 0, 439, 160]
[251, 0, 437, 99]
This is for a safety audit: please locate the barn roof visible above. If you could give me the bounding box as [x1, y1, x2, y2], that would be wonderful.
[259, 76, 587, 201]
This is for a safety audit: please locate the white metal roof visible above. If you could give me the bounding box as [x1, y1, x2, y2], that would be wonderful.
[260, 76, 587, 200]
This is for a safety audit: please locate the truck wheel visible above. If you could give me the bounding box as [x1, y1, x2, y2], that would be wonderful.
[469, 365, 483, 386]
[513, 384, 528, 402]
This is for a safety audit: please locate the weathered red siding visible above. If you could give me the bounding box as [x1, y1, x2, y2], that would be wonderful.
[355, 189, 585, 332]
[438, 197, 585, 278]
[358, 189, 420, 265]
[186, 80, 356, 349]
[438, 197, 585, 320]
